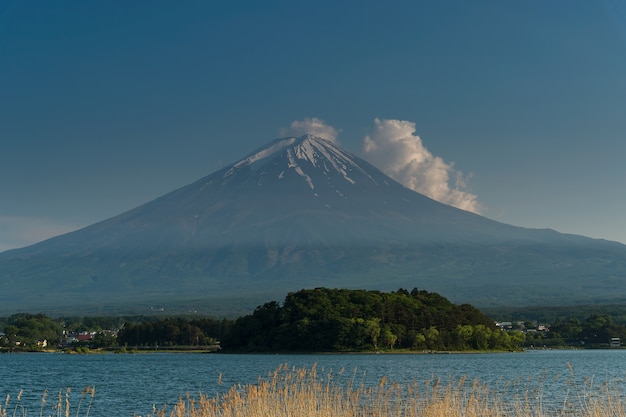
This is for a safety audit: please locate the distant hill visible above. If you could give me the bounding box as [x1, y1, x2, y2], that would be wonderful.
[1, 135, 626, 315]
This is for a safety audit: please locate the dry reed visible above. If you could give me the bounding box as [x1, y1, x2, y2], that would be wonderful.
[0, 386, 95, 417]
[144, 364, 626, 417]
[2, 365, 624, 417]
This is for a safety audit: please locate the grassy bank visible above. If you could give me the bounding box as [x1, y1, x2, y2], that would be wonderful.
[145, 364, 624, 417]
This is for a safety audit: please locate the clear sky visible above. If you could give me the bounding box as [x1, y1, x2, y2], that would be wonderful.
[1, 1, 626, 252]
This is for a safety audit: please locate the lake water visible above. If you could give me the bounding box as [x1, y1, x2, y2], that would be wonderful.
[2, 349, 626, 416]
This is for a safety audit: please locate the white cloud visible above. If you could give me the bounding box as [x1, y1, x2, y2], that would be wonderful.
[282, 117, 339, 143]
[361, 118, 481, 213]
[0, 215, 79, 252]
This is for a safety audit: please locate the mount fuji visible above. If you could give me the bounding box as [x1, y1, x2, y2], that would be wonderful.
[1, 135, 626, 315]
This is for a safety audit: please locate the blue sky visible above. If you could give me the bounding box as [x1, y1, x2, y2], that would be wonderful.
[1, 1, 626, 251]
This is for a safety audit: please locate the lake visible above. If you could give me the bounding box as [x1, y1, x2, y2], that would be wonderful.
[2, 349, 626, 416]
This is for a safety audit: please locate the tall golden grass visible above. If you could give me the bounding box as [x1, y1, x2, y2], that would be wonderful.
[1, 386, 94, 417]
[147, 363, 626, 417]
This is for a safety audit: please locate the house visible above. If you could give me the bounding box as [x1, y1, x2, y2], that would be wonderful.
[76, 332, 94, 342]
[495, 322, 512, 330]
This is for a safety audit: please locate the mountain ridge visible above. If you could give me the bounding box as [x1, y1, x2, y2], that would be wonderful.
[1, 134, 625, 315]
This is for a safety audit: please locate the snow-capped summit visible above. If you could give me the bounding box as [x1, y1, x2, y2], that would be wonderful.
[224, 135, 375, 190]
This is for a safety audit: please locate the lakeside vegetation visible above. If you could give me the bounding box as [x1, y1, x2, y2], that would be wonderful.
[156, 364, 626, 417]
[0, 387, 97, 417]
[2, 287, 626, 352]
[4, 363, 626, 417]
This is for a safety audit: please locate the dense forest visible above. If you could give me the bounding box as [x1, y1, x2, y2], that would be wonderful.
[222, 288, 525, 352]
[117, 317, 230, 347]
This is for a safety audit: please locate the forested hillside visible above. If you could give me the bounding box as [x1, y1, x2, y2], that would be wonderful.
[222, 288, 525, 352]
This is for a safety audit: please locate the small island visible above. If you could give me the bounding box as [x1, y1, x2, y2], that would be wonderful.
[222, 287, 524, 352]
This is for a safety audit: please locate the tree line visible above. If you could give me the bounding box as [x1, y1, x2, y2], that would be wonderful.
[6, 288, 626, 352]
[0, 314, 230, 350]
[117, 317, 230, 347]
[526, 314, 626, 348]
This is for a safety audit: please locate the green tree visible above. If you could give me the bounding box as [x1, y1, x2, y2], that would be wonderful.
[6, 314, 62, 348]
[4, 325, 19, 347]
[453, 325, 474, 350]
[423, 326, 440, 350]
[92, 332, 117, 348]
[412, 332, 427, 350]
[471, 325, 491, 350]
[381, 325, 398, 349]
[364, 318, 381, 349]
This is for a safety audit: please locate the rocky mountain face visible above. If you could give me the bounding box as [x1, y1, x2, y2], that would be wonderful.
[1, 135, 626, 315]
